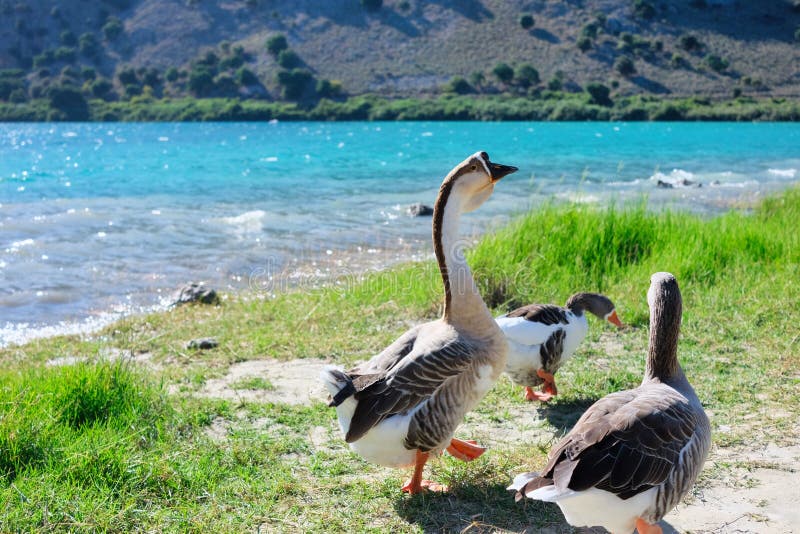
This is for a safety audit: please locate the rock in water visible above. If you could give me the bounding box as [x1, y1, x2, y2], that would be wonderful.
[407, 203, 434, 217]
[173, 282, 219, 306]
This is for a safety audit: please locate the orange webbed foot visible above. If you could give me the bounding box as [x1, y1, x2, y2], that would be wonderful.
[446, 437, 486, 461]
[635, 518, 663, 534]
[524, 386, 554, 402]
[401, 478, 448, 494]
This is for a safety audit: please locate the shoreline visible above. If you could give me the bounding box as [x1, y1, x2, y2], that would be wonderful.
[2, 93, 800, 122]
[0, 182, 790, 349]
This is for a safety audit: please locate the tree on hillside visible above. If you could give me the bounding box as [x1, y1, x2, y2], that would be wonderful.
[492, 63, 514, 84]
[266, 34, 288, 56]
[632, 0, 656, 19]
[444, 76, 472, 94]
[615, 56, 636, 76]
[276, 68, 313, 100]
[79, 33, 99, 57]
[519, 14, 534, 30]
[277, 49, 301, 68]
[585, 82, 612, 106]
[48, 84, 89, 120]
[103, 17, 124, 41]
[515, 64, 540, 87]
[189, 65, 215, 96]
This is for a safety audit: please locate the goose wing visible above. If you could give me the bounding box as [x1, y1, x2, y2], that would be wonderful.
[525, 384, 703, 499]
[344, 331, 474, 443]
[498, 304, 569, 346]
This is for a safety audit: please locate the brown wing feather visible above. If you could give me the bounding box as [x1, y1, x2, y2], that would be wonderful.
[528, 383, 700, 500]
[344, 335, 473, 443]
[506, 304, 569, 326]
[539, 328, 566, 373]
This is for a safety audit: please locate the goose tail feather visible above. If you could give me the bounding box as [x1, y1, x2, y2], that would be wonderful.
[320, 365, 357, 436]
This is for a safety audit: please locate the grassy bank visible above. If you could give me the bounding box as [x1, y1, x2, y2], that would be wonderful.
[1, 188, 799, 532]
[2, 93, 800, 122]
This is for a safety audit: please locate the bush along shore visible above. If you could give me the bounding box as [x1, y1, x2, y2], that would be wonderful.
[1, 188, 799, 531]
[1, 92, 800, 122]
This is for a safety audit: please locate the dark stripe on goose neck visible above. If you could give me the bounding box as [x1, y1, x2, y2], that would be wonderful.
[432, 164, 474, 320]
[432, 176, 456, 320]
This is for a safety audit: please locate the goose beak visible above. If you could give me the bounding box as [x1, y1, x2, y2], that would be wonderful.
[488, 162, 518, 182]
[607, 310, 624, 328]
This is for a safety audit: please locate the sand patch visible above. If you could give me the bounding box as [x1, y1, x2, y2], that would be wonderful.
[662, 442, 800, 533]
[197, 358, 330, 405]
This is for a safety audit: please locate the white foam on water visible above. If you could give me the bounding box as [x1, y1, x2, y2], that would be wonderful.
[768, 168, 797, 178]
[218, 210, 266, 235]
[6, 238, 35, 252]
[650, 168, 696, 186]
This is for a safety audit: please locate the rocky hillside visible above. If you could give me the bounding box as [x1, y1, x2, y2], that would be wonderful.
[2, 0, 800, 104]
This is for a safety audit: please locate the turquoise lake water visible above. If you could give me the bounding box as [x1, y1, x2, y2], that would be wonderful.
[1, 121, 798, 344]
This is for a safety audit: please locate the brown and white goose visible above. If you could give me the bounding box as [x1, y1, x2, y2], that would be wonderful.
[509, 273, 710, 534]
[321, 151, 517, 494]
[497, 293, 623, 402]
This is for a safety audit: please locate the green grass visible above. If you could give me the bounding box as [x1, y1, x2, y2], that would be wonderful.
[1, 188, 799, 531]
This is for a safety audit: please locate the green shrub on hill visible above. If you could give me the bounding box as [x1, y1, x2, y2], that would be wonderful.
[277, 49, 301, 68]
[444, 76, 472, 94]
[615, 56, 636, 76]
[705, 54, 729, 73]
[679, 34, 702, 51]
[236, 67, 259, 86]
[79, 32, 99, 57]
[492, 62, 514, 84]
[266, 34, 288, 56]
[519, 14, 534, 29]
[188, 65, 214, 96]
[577, 36, 592, 52]
[48, 84, 89, 120]
[585, 82, 612, 106]
[102, 17, 123, 40]
[515, 64, 540, 87]
[276, 68, 313, 100]
[632, 0, 656, 19]
[59, 30, 77, 46]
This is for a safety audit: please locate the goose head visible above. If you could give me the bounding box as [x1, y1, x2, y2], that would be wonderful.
[565, 292, 624, 327]
[441, 151, 517, 213]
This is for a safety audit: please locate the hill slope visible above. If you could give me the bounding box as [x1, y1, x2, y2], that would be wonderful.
[2, 0, 800, 103]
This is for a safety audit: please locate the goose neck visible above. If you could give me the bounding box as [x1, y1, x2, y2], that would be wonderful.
[433, 193, 494, 332]
[644, 297, 681, 381]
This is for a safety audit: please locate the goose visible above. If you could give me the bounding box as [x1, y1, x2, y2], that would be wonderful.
[509, 273, 710, 534]
[321, 151, 517, 494]
[497, 293, 623, 402]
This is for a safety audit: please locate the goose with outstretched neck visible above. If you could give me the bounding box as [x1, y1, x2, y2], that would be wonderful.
[321, 151, 517, 494]
[509, 273, 710, 534]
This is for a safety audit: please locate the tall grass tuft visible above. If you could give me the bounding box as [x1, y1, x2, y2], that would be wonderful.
[0, 361, 167, 484]
[471, 188, 800, 313]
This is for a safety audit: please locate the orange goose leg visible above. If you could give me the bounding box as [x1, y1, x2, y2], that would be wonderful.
[401, 450, 447, 494]
[635, 518, 663, 534]
[446, 438, 486, 461]
[523, 369, 558, 402]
